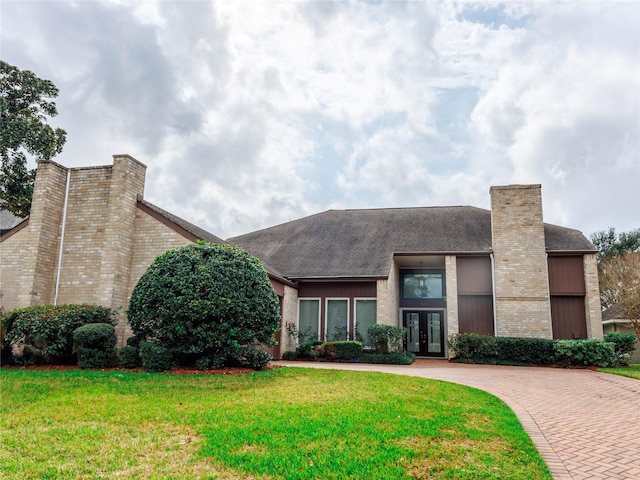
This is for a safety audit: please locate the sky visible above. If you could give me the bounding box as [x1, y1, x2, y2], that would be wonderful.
[1, 0, 638, 239]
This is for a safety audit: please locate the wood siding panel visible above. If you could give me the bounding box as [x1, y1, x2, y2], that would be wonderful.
[551, 296, 587, 339]
[456, 256, 492, 294]
[298, 282, 376, 298]
[548, 256, 585, 295]
[458, 295, 495, 335]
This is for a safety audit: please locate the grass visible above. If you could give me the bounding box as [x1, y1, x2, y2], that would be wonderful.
[0, 367, 551, 479]
[597, 363, 640, 380]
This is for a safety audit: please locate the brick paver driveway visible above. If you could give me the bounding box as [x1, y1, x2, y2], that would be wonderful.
[275, 360, 640, 480]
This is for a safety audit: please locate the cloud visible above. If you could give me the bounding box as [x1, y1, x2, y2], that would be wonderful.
[1, 1, 637, 238]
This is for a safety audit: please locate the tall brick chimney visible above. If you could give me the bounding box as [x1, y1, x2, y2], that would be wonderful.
[490, 185, 552, 338]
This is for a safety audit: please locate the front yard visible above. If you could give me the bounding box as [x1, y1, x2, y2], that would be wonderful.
[0, 367, 551, 479]
[598, 364, 640, 380]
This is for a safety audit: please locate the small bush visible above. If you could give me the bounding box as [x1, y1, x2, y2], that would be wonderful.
[281, 351, 298, 361]
[553, 339, 615, 367]
[360, 352, 416, 365]
[235, 344, 271, 370]
[298, 340, 323, 358]
[140, 341, 173, 372]
[495, 337, 556, 365]
[73, 323, 117, 369]
[367, 324, 405, 354]
[2, 304, 117, 365]
[118, 345, 141, 369]
[324, 341, 363, 360]
[604, 333, 637, 366]
[126, 335, 142, 349]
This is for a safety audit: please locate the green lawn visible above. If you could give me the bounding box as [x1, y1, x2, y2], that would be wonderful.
[0, 367, 551, 479]
[598, 364, 640, 380]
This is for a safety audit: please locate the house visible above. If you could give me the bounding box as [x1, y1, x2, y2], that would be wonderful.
[1, 154, 603, 359]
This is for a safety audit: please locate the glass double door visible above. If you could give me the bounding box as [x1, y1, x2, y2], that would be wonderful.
[404, 311, 445, 357]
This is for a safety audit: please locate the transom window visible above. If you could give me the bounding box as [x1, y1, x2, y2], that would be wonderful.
[402, 272, 444, 299]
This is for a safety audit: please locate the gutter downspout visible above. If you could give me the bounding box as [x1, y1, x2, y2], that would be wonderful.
[54, 170, 71, 305]
[490, 253, 497, 336]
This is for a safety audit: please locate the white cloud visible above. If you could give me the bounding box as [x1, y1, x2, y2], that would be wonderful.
[1, 0, 637, 238]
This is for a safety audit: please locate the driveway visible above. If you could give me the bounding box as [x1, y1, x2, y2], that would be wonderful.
[274, 360, 640, 480]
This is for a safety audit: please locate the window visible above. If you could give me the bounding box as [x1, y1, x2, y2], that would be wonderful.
[298, 299, 320, 342]
[355, 299, 377, 346]
[326, 299, 348, 341]
[402, 272, 444, 299]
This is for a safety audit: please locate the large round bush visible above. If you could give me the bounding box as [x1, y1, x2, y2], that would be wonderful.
[127, 242, 280, 369]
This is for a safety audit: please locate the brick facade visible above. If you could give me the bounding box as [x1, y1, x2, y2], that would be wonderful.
[490, 185, 553, 338]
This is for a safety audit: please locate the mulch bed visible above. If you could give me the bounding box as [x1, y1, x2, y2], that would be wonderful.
[1, 364, 280, 375]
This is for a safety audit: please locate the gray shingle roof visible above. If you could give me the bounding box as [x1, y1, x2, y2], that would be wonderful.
[228, 206, 596, 279]
[0, 210, 26, 233]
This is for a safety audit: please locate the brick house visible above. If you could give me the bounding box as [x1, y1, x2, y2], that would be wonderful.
[1, 155, 602, 358]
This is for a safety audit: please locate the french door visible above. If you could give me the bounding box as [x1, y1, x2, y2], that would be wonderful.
[404, 310, 445, 357]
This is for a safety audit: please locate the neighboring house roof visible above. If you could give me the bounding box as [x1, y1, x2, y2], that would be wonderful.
[228, 206, 596, 280]
[602, 304, 637, 322]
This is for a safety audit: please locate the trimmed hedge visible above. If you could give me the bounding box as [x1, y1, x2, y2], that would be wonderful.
[118, 345, 141, 369]
[140, 341, 173, 372]
[324, 341, 363, 360]
[449, 333, 619, 367]
[360, 352, 416, 365]
[1, 304, 117, 365]
[73, 323, 117, 369]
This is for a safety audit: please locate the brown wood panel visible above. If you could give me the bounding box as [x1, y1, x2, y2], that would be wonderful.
[456, 256, 492, 294]
[548, 256, 585, 295]
[298, 281, 377, 298]
[458, 295, 495, 335]
[551, 296, 587, 339]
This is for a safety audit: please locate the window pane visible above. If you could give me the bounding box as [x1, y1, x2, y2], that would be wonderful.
[326, 299, 348, 340]
[355, 300, 377, 346]
[403, 273, 443, 299]
[298, 299, 319, 341]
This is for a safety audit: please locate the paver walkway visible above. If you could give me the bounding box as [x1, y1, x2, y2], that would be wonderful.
[274, 360, 640, 480]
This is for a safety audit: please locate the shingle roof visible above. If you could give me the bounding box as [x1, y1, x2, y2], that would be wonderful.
[0, 210, 26, 233]
[228, 206, 596, 280]
[138, 199, 289, 282]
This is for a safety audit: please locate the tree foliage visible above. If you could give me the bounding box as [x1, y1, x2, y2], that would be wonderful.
[598, 252, 640, 339]
[127, 242, 280, 370]
[590, 227, 640, 263]
[0, 61, 67, 217]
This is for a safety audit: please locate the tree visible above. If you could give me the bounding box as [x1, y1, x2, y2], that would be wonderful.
[598, 252, 640, 339]
[590, 227, 640, 264]
[127, 242, 281, 370]
[1, 61, 67, 217]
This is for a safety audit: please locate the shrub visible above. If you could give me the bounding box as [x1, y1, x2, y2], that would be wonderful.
[73, 323, 117, 369]
[125, 335, 142, 349]
[553, 340, 616, 367]
[360, 352, 416, 365]
[236, 344, 271, 370]
[118, 345, 141, 369]
[367, 324, 405, 354]
[281, 351, 298, 361]
[495, 337, 556, 365]
[603, 333, 637, 355]
[139, 341, 173, 372]
[2, 304, 117, 365]
[324, 341, 363, 360]
[298, 340, 323, 358]
[127, 242, 281, 369]
[449, 334, 618, 367]
[449, 333, 498, 361]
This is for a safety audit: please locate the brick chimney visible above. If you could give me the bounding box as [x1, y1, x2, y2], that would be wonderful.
[490, 185, 552, 338]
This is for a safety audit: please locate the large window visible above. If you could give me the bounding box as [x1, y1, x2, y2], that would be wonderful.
[355, 299, 377, 347]
[326, 299, 349, 341]
[402, 272, 444, 299]
[298, 299, 320, 342]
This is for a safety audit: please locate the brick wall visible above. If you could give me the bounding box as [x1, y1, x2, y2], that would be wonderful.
[583, 253, 603, 339]
[279, 284, 299, 353]
[490, 185, 553, 338]
[377, 261, 399, 326]
[0, 225, 29, 311]
[445, 255, 459, 338]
